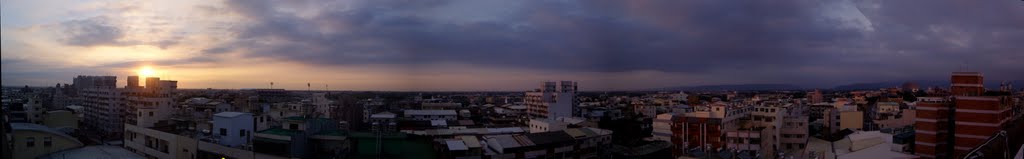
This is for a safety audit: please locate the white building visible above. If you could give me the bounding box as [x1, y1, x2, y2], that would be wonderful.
[80, 87, 123, 136]
[525, 81, 577, 119]
[22, 98, 44, 124]
[125, 76, 178, 129]
[309, 93, 335, 118]
[528, 119, 568, 133]
[651, 113, 676, 142]
[213, 112, 254, 148]
[403, 110, 458, 121]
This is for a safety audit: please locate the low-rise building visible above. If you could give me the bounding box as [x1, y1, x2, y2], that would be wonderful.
[482, 127, 612, 159]
[212, 112, 254, 148]
[725, 127, 773, 158]
[529, 118, 568, 133]
[38, 145, 144, 159]
[10, 123, 83, 159]
[825, 105, 864, 134]
[404, 110, 458, 121]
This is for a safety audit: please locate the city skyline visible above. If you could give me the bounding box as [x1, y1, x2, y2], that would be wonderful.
[3, 1, 1023, 159]
[3, 0, 1023, 91]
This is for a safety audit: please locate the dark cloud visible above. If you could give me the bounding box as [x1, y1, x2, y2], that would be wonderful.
[201, 46, 233, 54]
[56, 16, 185, 49]
[96, 56, 221, 69]
[58, 16, 126, 46]
[206, 0, 1023, 86]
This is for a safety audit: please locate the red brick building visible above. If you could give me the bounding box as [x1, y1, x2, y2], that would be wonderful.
[914, 72, 1016, 158]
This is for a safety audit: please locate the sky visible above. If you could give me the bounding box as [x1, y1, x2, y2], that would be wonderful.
[2, 0, 1022, 91]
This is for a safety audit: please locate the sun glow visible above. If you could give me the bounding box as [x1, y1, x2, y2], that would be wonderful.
[137, 66, 157, 78]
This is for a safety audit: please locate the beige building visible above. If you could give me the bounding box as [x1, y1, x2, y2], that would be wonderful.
[825, 105, 863, 133]
[10, 123, 83, 159]
[725, 120, 775, 158]
[125, 124, 288, 159]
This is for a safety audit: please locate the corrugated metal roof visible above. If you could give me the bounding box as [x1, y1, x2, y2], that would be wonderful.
[430, 120, 447, 126]
[460, 136, 481, 148]
[214, 112, 248, 118]
[446, 140, 469, 151]
[564, 129, 587, 138]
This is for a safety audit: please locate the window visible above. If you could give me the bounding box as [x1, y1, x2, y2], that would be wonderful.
[159, 140, 168, 153]
[149, 112, 154, 116]
[220, 128, 227, 136]
[240, 129, 246, 136]
[26, 137, 35, 147]
[43, 137, 52, 147]
[749, 138, 761, 144]
[289, 124, 299, 130]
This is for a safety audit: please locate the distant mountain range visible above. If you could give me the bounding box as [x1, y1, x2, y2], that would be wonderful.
[831, 80, 1023, 90]
[653, 84, 802, 91]
[651, 79, 1022, 92]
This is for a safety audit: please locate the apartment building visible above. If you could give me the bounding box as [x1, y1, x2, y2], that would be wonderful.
[914, 72, 1018, 158]
[525, 81, 577, 119]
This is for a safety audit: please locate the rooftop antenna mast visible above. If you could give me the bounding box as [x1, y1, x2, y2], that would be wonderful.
[959, 60, 969, 71]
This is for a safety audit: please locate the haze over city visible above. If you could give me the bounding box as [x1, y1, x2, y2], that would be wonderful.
[3, 0, 1022, 91]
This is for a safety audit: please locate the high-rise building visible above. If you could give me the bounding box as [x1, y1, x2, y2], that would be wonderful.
[122, 76, 177, 128]
[79, 83, 123, 139]
[72, 75, 116, 90]
[126, 76, 140, 89]
[525, 81, 577, 119]
[914, 96, 951, 159]
[914, 72, 1016, 159]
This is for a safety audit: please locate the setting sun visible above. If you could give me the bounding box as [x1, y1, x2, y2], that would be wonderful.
[137, 66, 156, 78]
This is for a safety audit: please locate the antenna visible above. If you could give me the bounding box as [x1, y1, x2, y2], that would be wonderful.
[960, 60, 969, 71]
